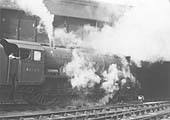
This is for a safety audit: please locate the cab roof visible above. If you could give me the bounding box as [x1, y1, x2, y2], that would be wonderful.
[6, 39, 44, 51]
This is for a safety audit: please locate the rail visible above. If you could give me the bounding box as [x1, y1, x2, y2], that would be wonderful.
[0, 101, 169, 120]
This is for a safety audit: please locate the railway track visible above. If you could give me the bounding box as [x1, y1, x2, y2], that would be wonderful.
[0, 101, 169, 120]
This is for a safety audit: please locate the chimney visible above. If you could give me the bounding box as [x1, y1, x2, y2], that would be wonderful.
[125, 56, 131, 63]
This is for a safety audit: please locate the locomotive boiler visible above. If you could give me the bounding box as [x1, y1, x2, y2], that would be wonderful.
[0, 38, 137, 106]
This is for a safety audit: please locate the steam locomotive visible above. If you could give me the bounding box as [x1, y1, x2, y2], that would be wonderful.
[0, 38, 138, 106]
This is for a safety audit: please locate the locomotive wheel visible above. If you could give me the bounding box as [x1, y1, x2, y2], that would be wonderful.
[22, 87, 57, 106]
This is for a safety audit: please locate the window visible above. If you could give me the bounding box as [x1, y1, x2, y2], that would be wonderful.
[33, 51, 41, 61]
[20, 18, 36, 42]
[67, 17, 97, 40]
[1, 9, 19, 39]
[20, 48, 31, 59]
[67, 17, 83, 34]
[1, 9, 37, 42]
[53, 16, 67, 29]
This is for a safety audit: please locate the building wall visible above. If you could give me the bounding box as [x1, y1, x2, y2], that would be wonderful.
[0, 0, 107, 43]
[0, 8, 100, 43]
[0, 9, 38, 42]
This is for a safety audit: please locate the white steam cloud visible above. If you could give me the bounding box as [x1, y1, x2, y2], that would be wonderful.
[64, 50, 101, 88]
[99, 64, 119, 104]
[102, 64, 119, 93]
[84, 0, 170, 62]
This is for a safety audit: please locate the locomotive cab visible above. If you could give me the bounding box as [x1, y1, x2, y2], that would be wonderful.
[18, 46, 44, 85]
[0, 39, 44, 86]
[0, 39, 47, 104]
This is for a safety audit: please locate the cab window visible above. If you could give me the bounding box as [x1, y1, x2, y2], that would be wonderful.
[33, 50, 41, 61]
[20, 48, 31, 59]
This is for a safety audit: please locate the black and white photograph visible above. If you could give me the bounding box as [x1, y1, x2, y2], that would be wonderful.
[0, 0, 170, 119]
